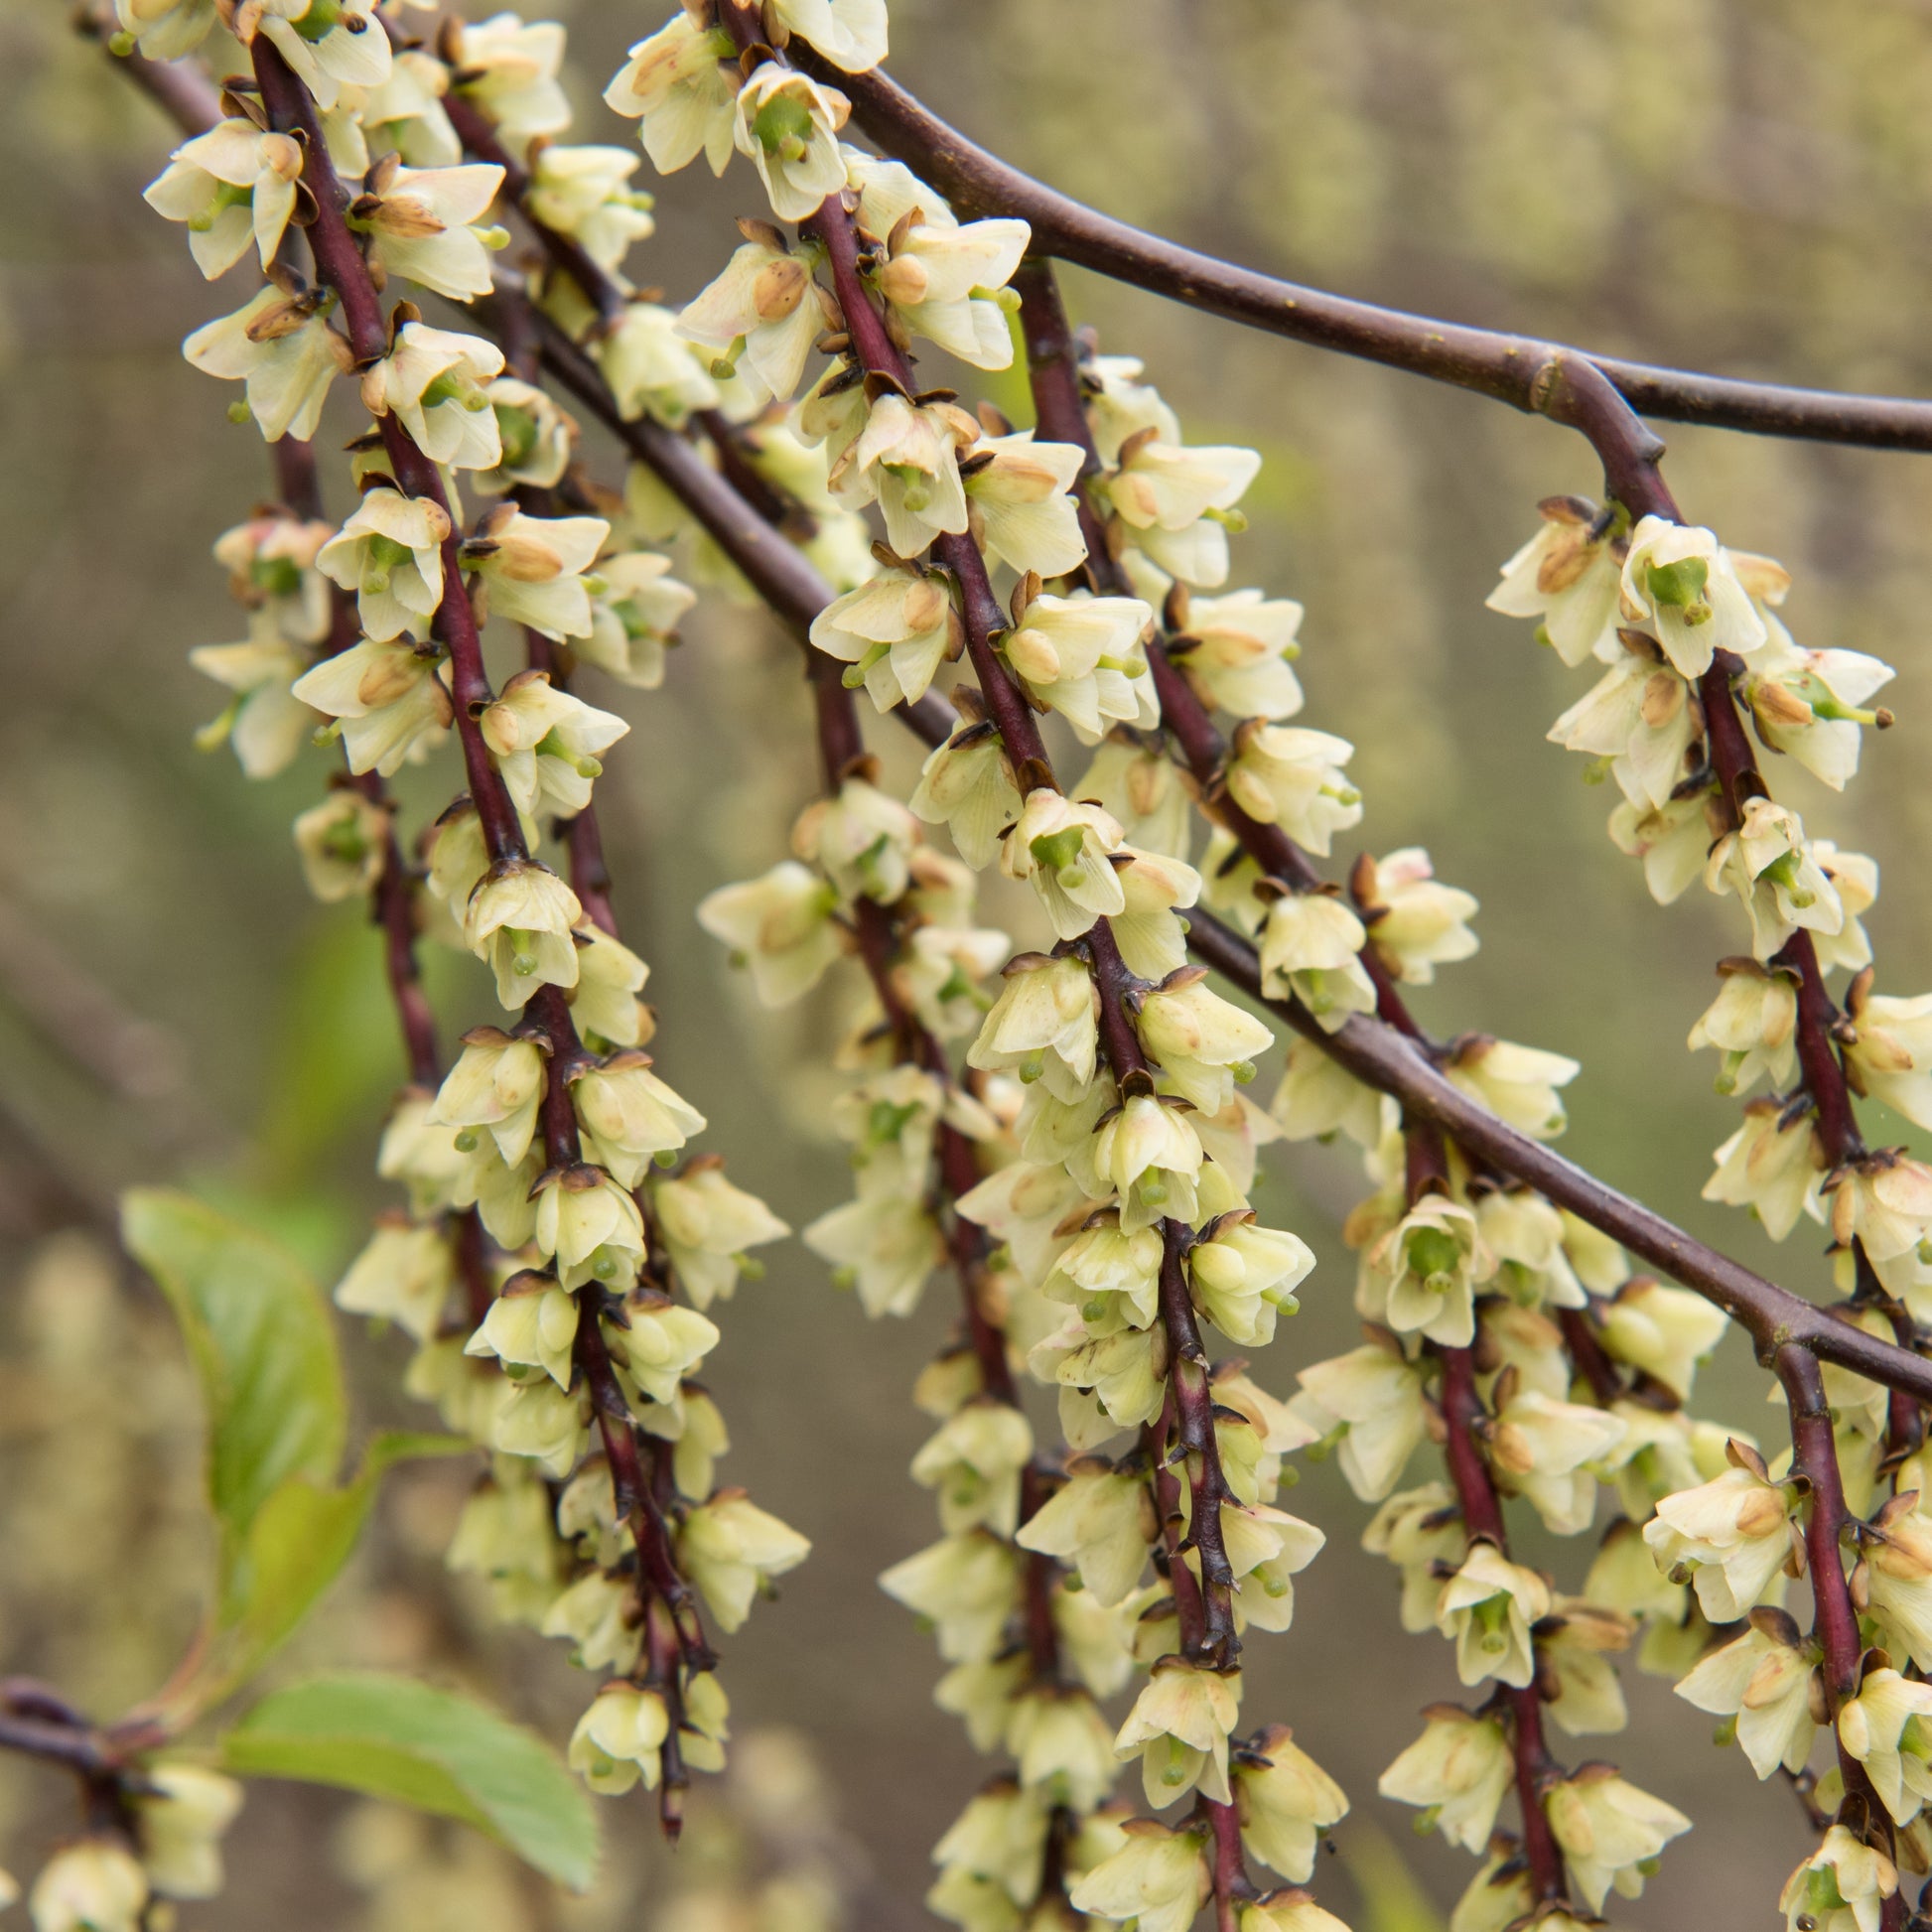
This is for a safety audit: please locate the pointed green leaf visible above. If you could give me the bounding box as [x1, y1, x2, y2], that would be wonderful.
[122, 1187, 345, 1553]
[221, 1674, 600, 1890]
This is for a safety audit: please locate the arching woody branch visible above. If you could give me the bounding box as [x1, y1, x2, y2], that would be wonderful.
[804, 59, 1932, 455]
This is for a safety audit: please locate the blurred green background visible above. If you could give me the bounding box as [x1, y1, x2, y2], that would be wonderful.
[6, 0, 1932, 1924]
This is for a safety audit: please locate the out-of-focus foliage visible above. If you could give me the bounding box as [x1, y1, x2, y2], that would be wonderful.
[4, 0, 1932, 1924]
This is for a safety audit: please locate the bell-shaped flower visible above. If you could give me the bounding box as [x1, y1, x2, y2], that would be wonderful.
[361, 323, 507, 473]
[1839, 1666, 1932, 1826]
[354, 155, 504, 302]
[1067, 1820, 1211, 1932]
[1353, 848, 1477, 985]
[358, 49, 462, 168]
[605, 1291, 719, 1408]
[1115, 1659, 1242, 1810]
[1168, 586, 1305, 719]
[1136, 971, 1273, 1114]
[1544, 1766, 1690, 1911]
[292, 789, 389, 903]
[1230, 1725, 1348, 1884]
[190, 620, 312, 781]
[1005, 1686, 1123, 1813]
[1845, 983, 1932, 1133]
[1705, 796, 1845, 961]
[1074, 738, 1192, 862]
[929, 1781, 1051, 1916]
[1472, 1192, 1585, 1313]
[792, 775, 919, 904]
[810, 566, 960, 711]
[1858, 1494, 1932, 1672]
[1828, 1152, 1932, 1279]
[569, 924, 649, 1048]
[1811, 841, 1878, 976]
[1189, 1214, 1313, 1349]
[1359, 1483, 1460, 1638]
[649, 1162, 790, 1309]
[526, 143, 654, 271]
[1779, 1825, 1898, 1932]
[134, 1763, 244, 1900]
[597, 300, 722, 426]
[1295, 1341, 1431, 1503]
[1002, 789, 1125, 939]
[734, 63, 850, 222]
[1689, 958, 1799, 1096]
[804, 1191, 944, 1317]
[316, 487, 449, 642]
[770, 0, 887, 71]
[447, 14, 570, 155]
[1485, 1372, 1627, 1535]
[144, 119, 304, 279]
[965, 431, 1088, 577]
[1225, 724, 1361, 855]
[1548, 633, 1699, 809]
[1673, 1608, 1818, 1779]
[480, 668, 629, 819]
[1362, 1196, 1494, 1350]
[879, 1529, 1021, 1663]
[1610, 788, 1725, 906]
[1742, 620, 1894, 791]
[474, 376, 575, 496]
[843, 392, 980, 557]
[1099, 437, 1262, 589]
[875, 215, 1030, 369]
[429, 1025, 545, 1169]
[183, 281, 351, 443]
[1016, 1460, 1153, 1605]
[27, 1841, 149, 1932]
[1445, 1036, 1580, 1141]
[577, 550, 692, 688]
[462, 858, 582, 1009]
[465, 1272, 579, 1390]
[969, 953, 1098, 1103]
[1643, 1446, 1795, 1621]
[256, 0, 390, 109]
[699, 859, 843, 1007]
[1486, 495, 1625, 665]
[1702, 1100, 1825, 1241]
[1536, 1600, 1634, 1736]
[214, 506, 333, 639]
[1258, 892, 1375, 1031]
[1377, 1707, 1513, 1853]
[571, 1051, 704, 1188]
[1111, 848, 1203, 981]
[463, 505, 609, 641]
[335, 1214, 455, 1341]
[677, 228, 825, 404]
[568, 1683, 669, 1797]
[680, 1490, 811, 1632]
[901, 703, 1019, 863]
[604, 13, 740, 176]
[1435, 1543, 1550, 1688]
[1271, 1035, 1387, 1150]
[532, 1163, 646, 1292]
[1040, 1219, 1163, 1333]
[489, 1363, 589, 1477]
[1002, 592, 1156, 744]
[114, 0, 212, 59]
[1083, 1093, 1204, 1229]
[1596, 1278, 1728, 1402]
[1616, 513, 1766, 677]
[910, 1400, 1035, 1537]
[1032, 1316, 1168, 1438]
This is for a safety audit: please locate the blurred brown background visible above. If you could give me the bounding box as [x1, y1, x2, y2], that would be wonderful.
[6, 0, 1932, 1925]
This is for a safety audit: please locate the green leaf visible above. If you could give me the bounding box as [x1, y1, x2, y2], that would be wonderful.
[122, 1188, 345, 1553]
[155, 1433, 469, 1725]
[221, 1674, 600, 1890]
